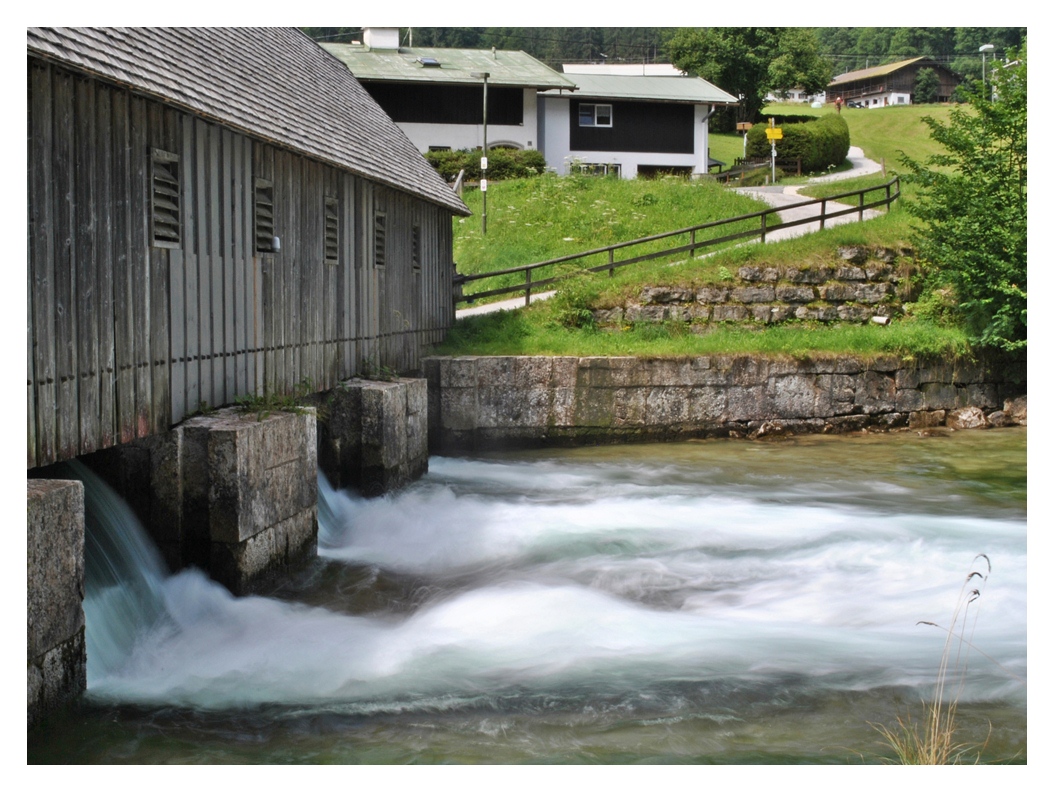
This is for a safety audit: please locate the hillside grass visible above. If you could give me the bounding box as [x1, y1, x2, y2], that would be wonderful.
[761, 102, 957, 173]
[453, 174, 767, 300]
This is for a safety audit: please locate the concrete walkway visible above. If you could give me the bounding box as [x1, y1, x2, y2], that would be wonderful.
[456, 147, 886, 318]
[731, 146, 887, 242]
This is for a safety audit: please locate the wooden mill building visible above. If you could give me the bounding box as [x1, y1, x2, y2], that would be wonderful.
[27, 27, 470, 470]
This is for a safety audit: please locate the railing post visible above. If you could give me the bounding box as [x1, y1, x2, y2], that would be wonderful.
[859, 191, 864, 222]
[608, 248, 615, 277]
[690, 229, 697, 257]
[525, 268, 532, 306]
[820, 198, 827, 231]
[760, 211, 767, 243]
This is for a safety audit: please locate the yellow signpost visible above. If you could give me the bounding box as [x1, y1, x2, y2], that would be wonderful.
[765, 127, 782, 140]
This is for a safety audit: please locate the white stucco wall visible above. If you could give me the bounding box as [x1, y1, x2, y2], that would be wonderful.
[392, 88, 539, 153]
[539, 96, 709, 179]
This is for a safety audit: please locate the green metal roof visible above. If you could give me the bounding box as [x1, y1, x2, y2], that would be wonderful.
[829, 57, 932, 86]
[541, 73, 738, 105]
[322, 43, 577, 90]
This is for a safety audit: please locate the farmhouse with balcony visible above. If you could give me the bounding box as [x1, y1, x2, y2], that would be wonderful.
[828, 56, 961, 107]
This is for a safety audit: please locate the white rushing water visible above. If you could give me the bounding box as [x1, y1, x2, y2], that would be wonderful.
[81, 436, 1027, 715]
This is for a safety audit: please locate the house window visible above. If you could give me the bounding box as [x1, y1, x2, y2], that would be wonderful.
[578, 103, 613, 128]
[572, 162, 621, 177]
[411, 224, 421, 272]
[150, 149, 181, 248]
[428, 146, 451, 152]
[324, 197, 339, 265]
[374, 212, 386, 268]
[255, 178, 275, 253]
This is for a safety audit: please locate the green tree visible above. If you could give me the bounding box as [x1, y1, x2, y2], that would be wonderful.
[665, 27, 781, 124]
[913, 68, 941, 103]
[901, 43, 1026, 354]
[767, 28, 833, 100]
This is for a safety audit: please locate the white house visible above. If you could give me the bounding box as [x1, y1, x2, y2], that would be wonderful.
[323, 29, 576, 154]
[539, 72, 738, 179]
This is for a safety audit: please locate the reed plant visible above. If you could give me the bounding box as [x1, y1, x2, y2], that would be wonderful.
[873, 554, 994, 764]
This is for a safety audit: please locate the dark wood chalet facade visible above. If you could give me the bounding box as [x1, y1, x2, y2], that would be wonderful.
[828, 57, 961, 107]
[27, 28, 470, 469]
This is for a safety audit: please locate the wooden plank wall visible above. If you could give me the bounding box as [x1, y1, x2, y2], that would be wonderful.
[28, 60, 457, 469]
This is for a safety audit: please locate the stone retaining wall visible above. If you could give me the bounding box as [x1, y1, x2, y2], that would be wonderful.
[593, 247, 914, 330]
[424, 355, 1021, 452]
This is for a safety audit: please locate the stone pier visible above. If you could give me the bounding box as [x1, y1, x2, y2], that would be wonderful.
[85, 407, 318, 595]
[181, 408, 318, 594]
[27, 479, 86, 728]
[317, 378, 429, 496]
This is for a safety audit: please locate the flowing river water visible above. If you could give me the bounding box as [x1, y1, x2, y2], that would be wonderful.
[29, 428, 1026, 764]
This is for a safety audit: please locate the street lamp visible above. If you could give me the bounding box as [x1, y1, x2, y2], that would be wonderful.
[980, 44, 995, 101]
[471, 71, 490, 234]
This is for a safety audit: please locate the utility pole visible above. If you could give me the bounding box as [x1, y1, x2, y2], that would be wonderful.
[472, 72, 490, 234]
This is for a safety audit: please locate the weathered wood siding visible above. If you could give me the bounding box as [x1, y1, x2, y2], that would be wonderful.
[28, 58, 457, 468]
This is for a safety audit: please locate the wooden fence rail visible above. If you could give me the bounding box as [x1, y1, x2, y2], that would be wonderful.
[453, 176, 900, 306]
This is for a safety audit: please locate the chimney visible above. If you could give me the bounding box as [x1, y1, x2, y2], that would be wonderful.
[362, 27, 400, 50]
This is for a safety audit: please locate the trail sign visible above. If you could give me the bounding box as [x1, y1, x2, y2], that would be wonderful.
[765, 127, 783, 140]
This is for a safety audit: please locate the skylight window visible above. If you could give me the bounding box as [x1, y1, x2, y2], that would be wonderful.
[417, 57, 441, 67]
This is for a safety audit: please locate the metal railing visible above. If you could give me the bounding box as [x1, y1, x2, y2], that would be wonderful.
[453, 176, 900, 306]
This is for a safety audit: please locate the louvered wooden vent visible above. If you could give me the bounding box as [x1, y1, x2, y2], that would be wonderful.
[151, 149, 181, 248]
[255, 178, 275, 253]
[374, 212, 386, 268]
[325, 197, 339, 264]
[411, 224, 421, 272]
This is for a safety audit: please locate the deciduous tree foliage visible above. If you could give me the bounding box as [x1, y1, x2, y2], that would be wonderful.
[913, 68, 941, 104]
[902, 44, 1026, 353]
[665, 28, 831, 124]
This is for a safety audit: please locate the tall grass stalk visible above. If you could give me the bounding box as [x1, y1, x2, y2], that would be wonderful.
[873, 554, 992, 764]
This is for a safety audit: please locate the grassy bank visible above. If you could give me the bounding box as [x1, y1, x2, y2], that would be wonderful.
[437, 210, 967, 361]
[437, 303, 969, 360]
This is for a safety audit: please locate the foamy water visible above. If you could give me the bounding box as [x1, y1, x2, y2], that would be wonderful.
[83, 433, 1027, 717]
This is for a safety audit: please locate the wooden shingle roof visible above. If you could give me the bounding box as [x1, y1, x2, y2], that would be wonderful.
[26, 27, 470, 216]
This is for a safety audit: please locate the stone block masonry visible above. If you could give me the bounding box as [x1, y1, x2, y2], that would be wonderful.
[593, 247, 915, 331]
[316, 378, 429, 497]
[424, 355, 1020, 453]
[27, 479, 86, 728]
[179, 409, 318, 595]
[85, 408, 319, 595]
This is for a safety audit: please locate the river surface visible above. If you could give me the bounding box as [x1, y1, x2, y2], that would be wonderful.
[29, 428, 1027, 764]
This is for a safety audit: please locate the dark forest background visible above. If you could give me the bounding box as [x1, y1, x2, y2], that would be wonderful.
[302, 27, 1026, 81]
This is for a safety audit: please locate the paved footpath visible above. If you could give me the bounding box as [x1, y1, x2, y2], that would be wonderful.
[457, 146, 887, 318]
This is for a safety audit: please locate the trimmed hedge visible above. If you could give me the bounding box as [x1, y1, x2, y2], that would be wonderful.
[746, 113, 850, 173]
[424, 148, 548, 181]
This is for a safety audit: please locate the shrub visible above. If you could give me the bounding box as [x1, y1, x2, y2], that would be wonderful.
[747, 113, 850, 172]
[901, 44, 1026, 355]
[423, 148, 548, 181]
